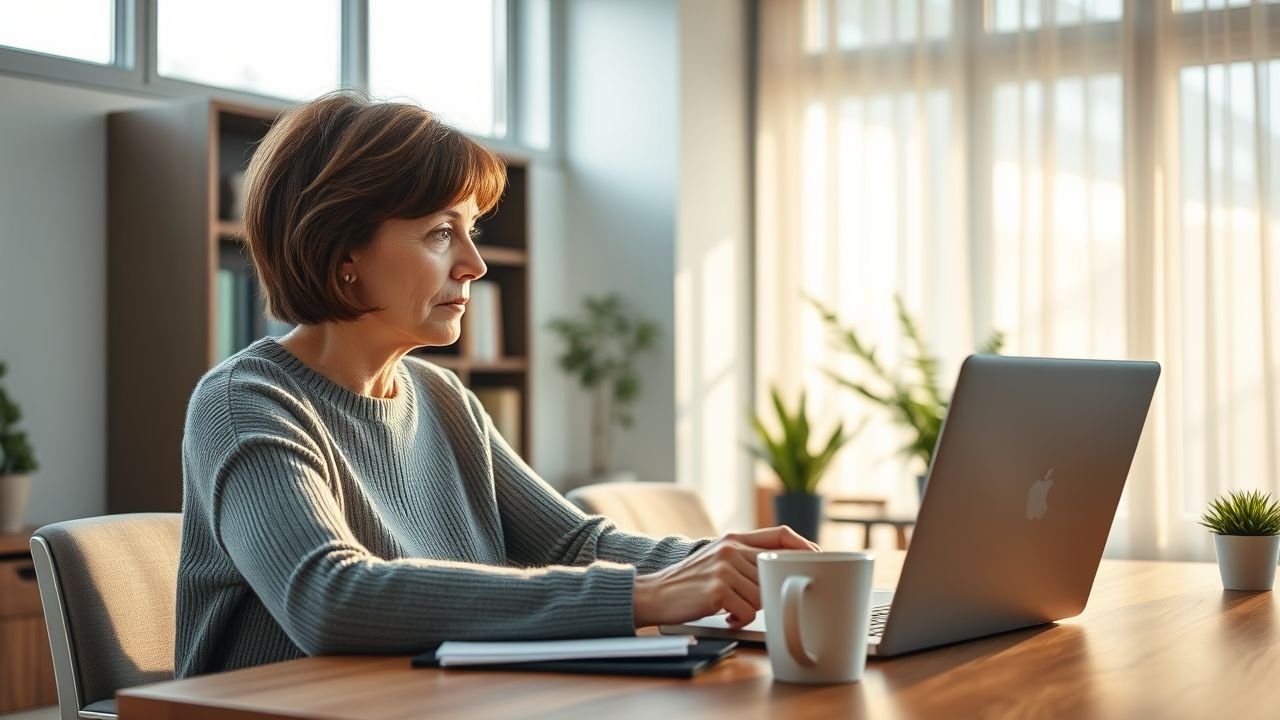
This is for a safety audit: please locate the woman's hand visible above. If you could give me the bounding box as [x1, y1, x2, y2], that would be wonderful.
[632, 526, 819, 629]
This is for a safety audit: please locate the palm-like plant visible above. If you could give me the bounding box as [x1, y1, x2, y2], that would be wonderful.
[749, 388, 860, 495]
[809, 295, 1003, 474]
[1200, 490, 1280, 536]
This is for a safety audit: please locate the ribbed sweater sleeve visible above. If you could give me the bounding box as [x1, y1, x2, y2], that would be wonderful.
[176, 339, 708, 676]
[468, 387, 713, 573]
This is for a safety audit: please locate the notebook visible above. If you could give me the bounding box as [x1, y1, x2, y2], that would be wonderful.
[411, 639, 739, 678]
[432, 635, 695, 667]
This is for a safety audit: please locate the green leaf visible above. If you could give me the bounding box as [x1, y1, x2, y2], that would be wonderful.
[748, 386, 857, 495]
[811, 295, 1000, 470]
[1199, 490, 1280, 536]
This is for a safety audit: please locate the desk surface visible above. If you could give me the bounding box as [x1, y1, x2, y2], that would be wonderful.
[118, 553, 1280, 719]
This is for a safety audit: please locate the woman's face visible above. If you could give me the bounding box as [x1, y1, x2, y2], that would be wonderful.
[345, 196, 488, 348]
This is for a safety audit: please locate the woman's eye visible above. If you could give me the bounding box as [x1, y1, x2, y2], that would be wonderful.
[431, 227, 453, 243]
[469, 227, 483, 241]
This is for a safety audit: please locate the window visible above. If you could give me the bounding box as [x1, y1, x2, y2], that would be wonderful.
[156, 0, 342, 101]
[0, 0, 115, 65]
[758, 1, 1280, 561]
[367, 0, 505, 136]
[0, 1, 554, 153]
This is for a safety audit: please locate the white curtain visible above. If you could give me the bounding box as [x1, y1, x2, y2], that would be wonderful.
[756, 0, 1280, 561]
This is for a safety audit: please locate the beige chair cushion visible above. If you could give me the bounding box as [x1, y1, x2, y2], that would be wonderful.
[566, 482, 718, 538]
[35, 513, 182, 705]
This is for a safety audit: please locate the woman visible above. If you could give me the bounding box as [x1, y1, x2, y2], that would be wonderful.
[175, 91, 816, 678]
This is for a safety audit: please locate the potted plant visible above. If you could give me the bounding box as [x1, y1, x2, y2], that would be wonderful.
[748, 387, 860, 542]
[809, 295, 1003, 501]
[1199, 490, 1280, 591]
[0, 361, 38, 532]
[548, 294, 659, 484]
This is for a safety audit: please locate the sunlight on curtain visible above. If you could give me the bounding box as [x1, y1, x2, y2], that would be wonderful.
[757, 0, 1280, 560]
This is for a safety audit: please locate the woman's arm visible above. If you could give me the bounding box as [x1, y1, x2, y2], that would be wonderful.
[202, 424, 638, 655]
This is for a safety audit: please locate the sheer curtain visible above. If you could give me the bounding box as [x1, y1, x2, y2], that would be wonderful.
[756, 0, 1280, 560]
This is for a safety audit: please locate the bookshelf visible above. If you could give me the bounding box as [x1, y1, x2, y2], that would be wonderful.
[107, 99, 532, 513]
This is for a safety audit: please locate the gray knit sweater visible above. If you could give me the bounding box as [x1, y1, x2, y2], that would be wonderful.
[175, 337, 709, 678]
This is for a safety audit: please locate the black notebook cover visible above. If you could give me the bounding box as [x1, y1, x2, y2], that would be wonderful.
[410, 639, 738, 678]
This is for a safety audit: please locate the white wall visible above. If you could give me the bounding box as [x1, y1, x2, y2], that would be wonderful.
[675, 0, 753, 531]
[0, 74, 156, 527]
[559, 0, 680, 487]
[556, 0, 755, 534]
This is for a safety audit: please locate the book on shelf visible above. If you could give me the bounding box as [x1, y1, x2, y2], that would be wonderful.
[216, 269, 237, 362]
[466, 280, 503, 362]
[473, 386, 522, 455]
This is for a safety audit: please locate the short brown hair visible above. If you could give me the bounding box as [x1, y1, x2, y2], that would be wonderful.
[243, 90, 507, 324]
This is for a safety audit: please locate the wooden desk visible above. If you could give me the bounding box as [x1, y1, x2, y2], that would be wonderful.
[118, 554, 1280, 719]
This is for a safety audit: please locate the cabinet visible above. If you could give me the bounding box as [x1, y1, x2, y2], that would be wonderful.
[0, 528, 57, 713]
[107, 99, 532, 513]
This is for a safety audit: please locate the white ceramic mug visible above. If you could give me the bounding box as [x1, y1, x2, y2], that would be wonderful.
[758, 550, 875, 684]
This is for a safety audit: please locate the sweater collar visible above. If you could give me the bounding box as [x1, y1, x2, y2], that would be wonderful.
[253, 337, 416, 423]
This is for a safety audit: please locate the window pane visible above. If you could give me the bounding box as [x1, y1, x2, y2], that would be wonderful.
[806, 0, 951, 51]
[990, 74, 1126, 359]
[157, 0, 341, 100]
[1176, 0, 1280, 10]
[518, 0, 551, 148]
[0, 0, 114, 64]
[990, 0, 1121, 33]
[368, 0, 502, 137]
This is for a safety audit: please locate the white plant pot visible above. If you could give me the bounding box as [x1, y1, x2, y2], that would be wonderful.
[0, 473, 31, 533]
[1213, 534, 1280, 591]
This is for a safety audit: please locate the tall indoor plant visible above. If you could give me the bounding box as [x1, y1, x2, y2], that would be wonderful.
[810, 295, 1003, 500]
[748, 387, 859, 541]
[548, 294, 659, 483]
[1200, 490, 1280, 591]
[0, 361, 38, 532]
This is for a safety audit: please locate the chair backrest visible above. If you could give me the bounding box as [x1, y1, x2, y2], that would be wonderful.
[30, 513, 182, 720]
[566, 482, 718, 538]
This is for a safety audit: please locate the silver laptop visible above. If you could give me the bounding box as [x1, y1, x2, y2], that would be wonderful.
[662, 354, 1160, 657]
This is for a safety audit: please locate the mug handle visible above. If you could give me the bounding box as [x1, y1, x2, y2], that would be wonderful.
[782, 575, 817, 668]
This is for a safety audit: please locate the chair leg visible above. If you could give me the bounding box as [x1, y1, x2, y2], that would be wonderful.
[895, 526, 909, 550]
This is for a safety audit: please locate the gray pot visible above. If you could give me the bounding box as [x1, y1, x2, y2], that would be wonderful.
[774, 493, 823, 543]
[0, 473, 31, 533]
[1213, 534, 1280, 591]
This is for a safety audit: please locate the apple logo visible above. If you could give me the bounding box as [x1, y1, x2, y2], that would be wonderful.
[1027, 468, 1054, 521]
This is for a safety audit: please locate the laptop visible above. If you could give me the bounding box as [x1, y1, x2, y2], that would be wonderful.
[662, 354, 1160, 657]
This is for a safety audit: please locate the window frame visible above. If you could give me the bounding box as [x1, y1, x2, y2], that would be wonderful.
[0, 0, 554, 157]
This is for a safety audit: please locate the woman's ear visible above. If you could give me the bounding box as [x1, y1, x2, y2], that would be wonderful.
[339, 254, 359, 284]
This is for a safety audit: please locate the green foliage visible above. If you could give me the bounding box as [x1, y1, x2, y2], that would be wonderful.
[1199, 490, 1280, 536]
[809, 295, 1004, 472]
[547, 294, 659, 475]
[0, 361, 38, 475]
[748, 387, 861, 495]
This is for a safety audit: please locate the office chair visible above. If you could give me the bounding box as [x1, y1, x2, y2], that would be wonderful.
[566, 482, 719, 538]
[29, 513, 182, 720]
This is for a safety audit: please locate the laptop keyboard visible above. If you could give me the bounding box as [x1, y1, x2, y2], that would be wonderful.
[868, 605, 891, 637]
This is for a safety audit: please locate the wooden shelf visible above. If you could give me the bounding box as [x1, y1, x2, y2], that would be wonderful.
[477, 245, 527, 266]
[470, 358, 528, 373]
[215, 220, 244, 238]
[411, 355, 528, 374]
[417, 354, 465, 370]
